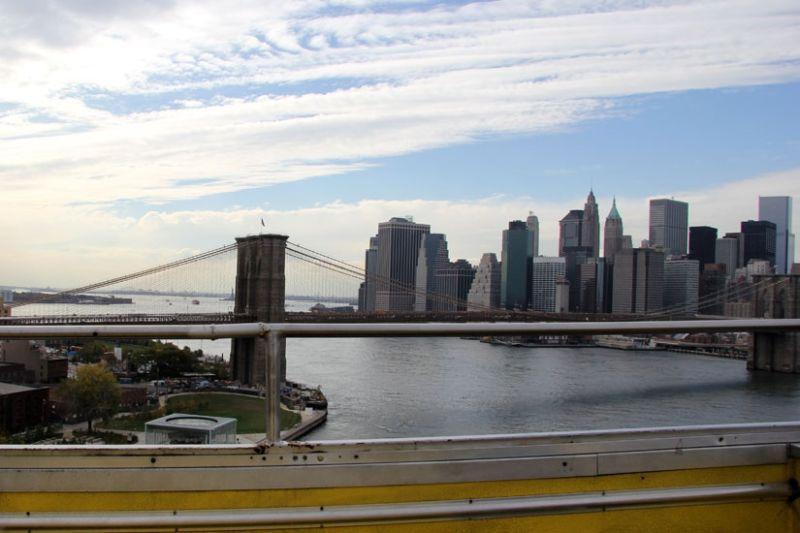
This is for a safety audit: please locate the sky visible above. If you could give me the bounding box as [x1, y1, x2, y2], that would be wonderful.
[1, 0, 799, 288]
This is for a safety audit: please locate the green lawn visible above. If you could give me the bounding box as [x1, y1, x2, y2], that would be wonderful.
[100, 393, 300, 434]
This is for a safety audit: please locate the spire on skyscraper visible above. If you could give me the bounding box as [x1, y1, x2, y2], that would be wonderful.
[607, 197, 621, 220]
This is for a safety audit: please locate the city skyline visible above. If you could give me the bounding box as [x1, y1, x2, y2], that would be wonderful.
[1, 1, 799, 287]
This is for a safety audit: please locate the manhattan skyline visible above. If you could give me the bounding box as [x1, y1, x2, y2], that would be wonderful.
[1, 1, 799, 287]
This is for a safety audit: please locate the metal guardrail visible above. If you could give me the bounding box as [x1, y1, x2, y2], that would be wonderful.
[1, 319, 800, 442]
[0, 483, 790, 530]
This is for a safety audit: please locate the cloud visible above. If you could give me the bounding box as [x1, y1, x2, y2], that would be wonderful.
[2, 166, 797, 290]
[0, 0, 799, 208]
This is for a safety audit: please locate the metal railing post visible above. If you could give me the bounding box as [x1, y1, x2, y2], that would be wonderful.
[265, 330, 283, 442]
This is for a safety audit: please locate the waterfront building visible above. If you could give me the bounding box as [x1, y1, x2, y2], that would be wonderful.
[359, 235, 380, 312]
[467, 253, 501, 310]
[375, 217, 430, 312]
[741, 220, 776, 268]
[581, 190, 600, 258]
[526, 212, 540, 258]
[649, 198, 688, 256]
[435, 260, 475, 312]
[689, 226, 717, 272]
[558, 210, 583, 256]
[715, 236, 739, 280]
[603, 198, 625, 262]
[413, 234, 449, 312]
[663, 258, 700, 315]
[530, 257, 566, 312]
[758, 196, 794, 274]
[612, 248, 665, 314]
[562, 245, 592, 312]
[501, 221, 531, 310]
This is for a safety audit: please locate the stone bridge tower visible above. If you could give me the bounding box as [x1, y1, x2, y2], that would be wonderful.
[230, 234, 287, 387]
[750, 274, 799, 373]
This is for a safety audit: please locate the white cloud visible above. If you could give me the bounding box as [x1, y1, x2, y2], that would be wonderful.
[2, 167, 797, 289]
[0, 0, 799, 208]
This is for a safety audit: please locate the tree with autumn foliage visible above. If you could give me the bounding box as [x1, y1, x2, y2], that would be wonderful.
[59, 363, 121, 433]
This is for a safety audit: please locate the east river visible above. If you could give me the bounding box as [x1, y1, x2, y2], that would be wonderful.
[14, 294, 800, 440]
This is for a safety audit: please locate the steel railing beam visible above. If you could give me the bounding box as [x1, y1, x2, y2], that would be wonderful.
[0, 319, 798, 339]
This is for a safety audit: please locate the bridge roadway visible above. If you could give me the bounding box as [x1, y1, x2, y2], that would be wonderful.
[0, 310, 662, 326]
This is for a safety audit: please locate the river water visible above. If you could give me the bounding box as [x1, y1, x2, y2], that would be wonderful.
[14, 294, 800, 440]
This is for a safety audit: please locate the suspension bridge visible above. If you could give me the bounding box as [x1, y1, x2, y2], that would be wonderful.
[0, 234, 778, 325]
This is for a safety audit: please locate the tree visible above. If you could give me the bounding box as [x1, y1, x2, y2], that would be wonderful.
[59, 363, 121, 433]
[128, 341, 202, 379]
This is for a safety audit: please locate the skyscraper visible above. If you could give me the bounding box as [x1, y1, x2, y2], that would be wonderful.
[562, 245, 593, 312]
[526, 212, 540, 258]
[741, 220, 776, 268]
[558, 210, 583, 256]
[649, 198, 689, 256]
[501, 220, 531, 310]
[759, 196, 795, 274]
[530, 257, 566, 312]
[689, 226, 717, 272]
[467, 253, 501, 310]
[715, 237, 739, 280]
[375, 217, 430, 312]
[612, 248, 665, 314]
[578, 258, 606, 314]
[435, 259, 475, 312]
[581, 190, 600, 258]
[413, 233, 449, 312]
[603, 197, 624, 261]
[664, 258, 700, 316]
[359, 234, 380, 312]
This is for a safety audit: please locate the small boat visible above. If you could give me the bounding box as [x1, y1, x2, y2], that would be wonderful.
[191, 299, 200, 305]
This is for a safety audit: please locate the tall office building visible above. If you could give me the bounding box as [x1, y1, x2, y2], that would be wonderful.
[530, 257, 566, 312]
[581, 190, 600, 258]
[501, 221, 531, 310]
[359, 235, 380, 312]
[603, 198, 625, 262]
[467, 253, 501, 310]
[612, 248, 665, 314]
[689, 226, 717, 272]
[649, 198, 689, 256]
[723, 232, 745, 271]
[715, 236, 739, 280]
[526, 212, 540, 258]
[413, 234, 449, 312]
[759, 196, 795, 274]
[558, 210, 583, 256]
[562, 246, 593, 312]
[578, 258, 606, 314]
[741, 220, 776, 268]
[664, 258, 700, 316]
[436, 260, 475, 312]
[375, 217, 430, 312]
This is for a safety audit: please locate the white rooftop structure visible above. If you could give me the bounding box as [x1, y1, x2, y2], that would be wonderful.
[145, 413, 237, 445]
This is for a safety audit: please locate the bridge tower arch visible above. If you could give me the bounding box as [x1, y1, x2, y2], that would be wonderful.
[230, 234, 287, 387]
[750, 274, 800, 373]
